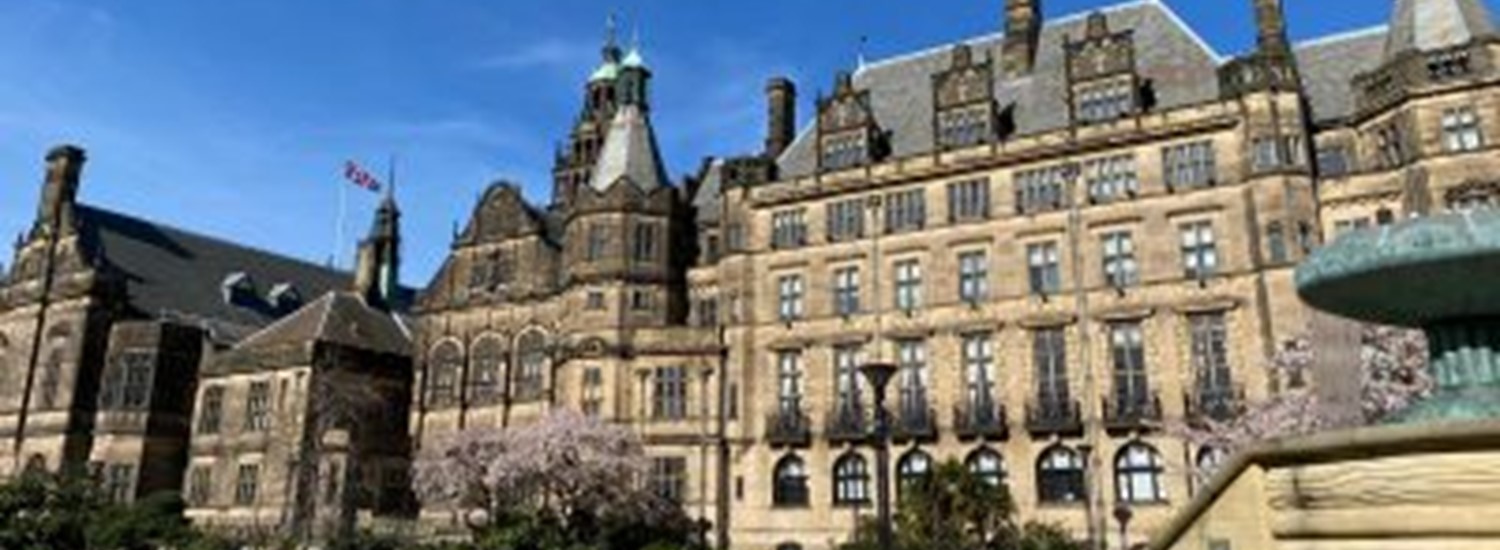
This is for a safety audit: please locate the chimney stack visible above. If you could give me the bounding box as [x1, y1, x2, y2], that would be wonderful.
[35, 145, 86, 237]
[1254, 0, 1291, 56]
[765, 77, 797, 159]
[1001, 0, 1043, 78]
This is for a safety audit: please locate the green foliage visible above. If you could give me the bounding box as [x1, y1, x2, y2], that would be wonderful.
[0, 472, 231, 550]
[840, 460, 1086, 550]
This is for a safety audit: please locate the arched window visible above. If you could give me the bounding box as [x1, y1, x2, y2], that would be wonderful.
[426, 342, 462, 408]
[1115, 443, 1167, 504]
[469, 337, 505, 405]
[1195, 446, 1228, 481]
[1037, 446, 1084, 504]
[833, 453, 870, 506]
[773, 454, 809, 507]
[515, 331, 548, 401]
[897, 449, 933, 497]
[966, 448, 1006, 487]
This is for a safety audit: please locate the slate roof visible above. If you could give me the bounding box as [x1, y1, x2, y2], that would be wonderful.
[232, 291, 412, 357]
[1295, 26, 1390, 125]
[74, 204, 360, 343]
[776, 0, 1223, 179]
[1386, 0, 1496, 57]
[692, 159, 725, 225]
[588, 104, 671, 193]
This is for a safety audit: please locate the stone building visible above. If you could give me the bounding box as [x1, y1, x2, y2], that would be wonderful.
[0, 146, 358, 503]
[184, 196, 415, 539]
[410, 0, 1500, 549]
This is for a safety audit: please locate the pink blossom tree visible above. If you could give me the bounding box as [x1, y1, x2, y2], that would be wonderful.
[412, 410, 696, 549]
[1177, 323, 1431, 478]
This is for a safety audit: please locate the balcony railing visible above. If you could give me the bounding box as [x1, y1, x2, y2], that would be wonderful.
[765, 408, 812, 447]
[953, 400, 1008, 441]
[1025, 396, 1083, 436]
[1184, 384, 1246, 424]
[824, 405, 869, 444]
[892, 402, 938, 443]
[1101, 391, 1164, 432]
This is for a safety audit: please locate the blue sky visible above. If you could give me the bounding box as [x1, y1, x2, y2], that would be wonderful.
[1, 0, 1491, 286]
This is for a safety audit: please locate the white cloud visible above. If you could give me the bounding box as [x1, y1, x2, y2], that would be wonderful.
[475, 38, 596, 71]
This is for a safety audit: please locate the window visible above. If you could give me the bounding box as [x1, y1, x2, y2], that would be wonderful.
[1085, 155, 1137, 203]
[38, 349, 62, 410]
[958, 251, 989, 303]
[939, 105, 992, 148]
[650, 457, 688, 504]
[1442, 106, 1484, 153]
[777, 275, 805, 322]
[586, 291, 606, 311]
[1251, 135, 1306, 172]
[1163, 141, 1217, 190]
[1015, 166, 1068, 214]
[1101, 231, 1138, 288]
[1266, 222, 1289, 264]
[469, 338, 505, 406]
[427, 343, 462, 408]
[188, 466, 213, 507]
[245, 381, 271, 432]
[516, 332, 547, 400]
[725, 223, 746, 253]
[1316, 145, 1350, 177]
[1033, 329, 1069, 403]
[632, 222, 659, 262]
[1110, 323, 1150, 406]
[197, 386, 224, 435]
[771, 209, 808, 250]
[826, 199, 866, 242]
[1428, 49, 1473, 80]
[896, 340, 929, 416]
[234, 463, 260, 506]
[897, 451, 933, 497]
[947, 178, 991, 222]
[894, 260, 923, 312]
[966, 448, 1006, 487]
[1037, 446, 1085, 504]
[652, 366, 688, 421]
[694, 297, 720, 327]
[1374, 124, 1406, 168]
[104, 463, 135, 503]
[773, 455, 810, 507]
[631, 289, 656, 311]
[1195, 446, 1229, 482]
[833, 345, 864, 411]
[1075, 80, 1134, 123]
[587, 224, 607, 261]
[100, 351, 153, 411]
[581, 367, 604, 417]
[1115, 444, 1167, 503]
[884, 189, 927, 234]
[1190, 314, 1235, 398]
[833, 267, 861, 317]
[821, 133, 869, 171]
[1180, 222, 1219, 280]
[777, 351, 804, 413]
[833, 453, 870, 506]
[962, 333, 996, 410]
[1027, 242, 1061, 295]
[1333, 218, 1372, 239]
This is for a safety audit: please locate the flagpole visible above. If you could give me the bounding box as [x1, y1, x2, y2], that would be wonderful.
[335, 168, 348, 269]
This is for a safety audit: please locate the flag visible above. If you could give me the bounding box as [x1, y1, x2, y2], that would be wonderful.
[344, 160, 383, 193]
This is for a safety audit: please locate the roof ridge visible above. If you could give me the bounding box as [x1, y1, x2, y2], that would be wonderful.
[1296, 24, 1389, 50]
[77, 203, 348, 280]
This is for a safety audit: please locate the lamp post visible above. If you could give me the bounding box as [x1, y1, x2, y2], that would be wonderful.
[860, 361, 898, 550]
[1113, 504, 1134, 550]
[1078, 442, 1100, 550]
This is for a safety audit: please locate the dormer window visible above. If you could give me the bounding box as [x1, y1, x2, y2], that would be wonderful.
[934, 45, 997, 149]
[816, 72, 884, 173]
[1066, 13, 1140, 125]
[268, 283, 302, 313]
[221, 272, 256, 307]
[1427, 48, 1472, 81]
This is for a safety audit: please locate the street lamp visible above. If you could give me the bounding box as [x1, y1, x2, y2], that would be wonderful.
[860, 361, 898, 550]
[1078, 442, 1100, 550]
[1113, 504, 1134, 550]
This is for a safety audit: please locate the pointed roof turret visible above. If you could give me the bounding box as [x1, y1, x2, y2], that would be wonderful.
[587, 104, 670, 193]
[1385, 0, 1496, 57]
[591, 14, 625, 82]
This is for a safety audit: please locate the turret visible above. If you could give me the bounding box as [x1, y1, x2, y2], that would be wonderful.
[355, 191, 401, 311]
[1384, 0, 1496, 59]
